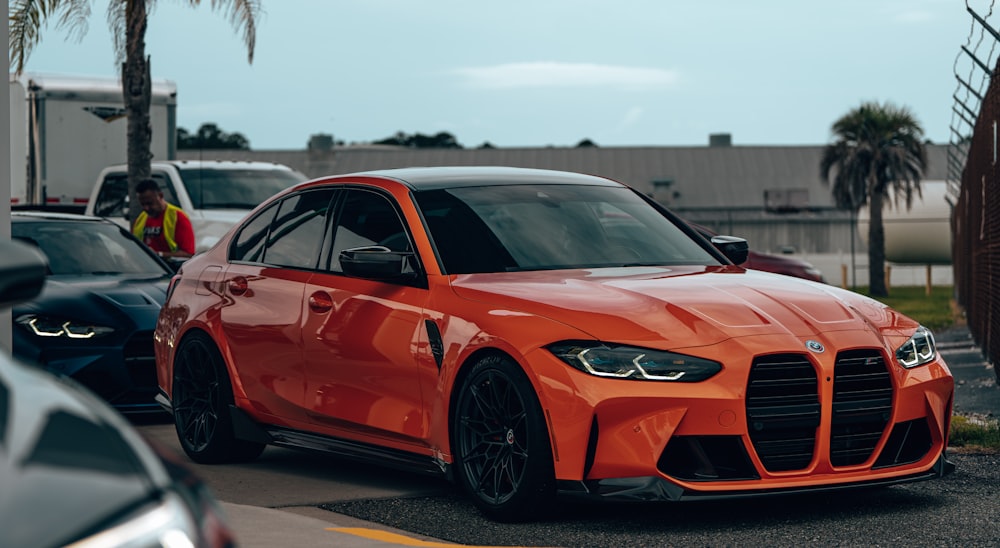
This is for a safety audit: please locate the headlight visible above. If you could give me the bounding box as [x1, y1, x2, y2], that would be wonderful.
[548, 342, 722, 382]
[16, 314, 115, 339]
[69, 492, 204, 548]
[895, 326, 937, 368]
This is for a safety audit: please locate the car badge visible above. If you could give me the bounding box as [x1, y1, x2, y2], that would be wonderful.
[805, 340, 825, 353]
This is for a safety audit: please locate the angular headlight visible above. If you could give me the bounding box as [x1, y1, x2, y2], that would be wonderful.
[548, 342, 722, 382]
[895, 326, 937, 369]
[16, 314, 115, 339]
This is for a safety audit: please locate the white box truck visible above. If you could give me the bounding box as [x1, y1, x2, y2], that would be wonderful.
[9, 72, 177, 212]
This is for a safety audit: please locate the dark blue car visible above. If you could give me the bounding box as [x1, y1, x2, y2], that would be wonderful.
[0, 237, 237, 547]
[11, 211, 173, 413]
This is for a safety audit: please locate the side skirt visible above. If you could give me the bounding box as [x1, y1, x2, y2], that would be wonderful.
[227, 405, 451, 479]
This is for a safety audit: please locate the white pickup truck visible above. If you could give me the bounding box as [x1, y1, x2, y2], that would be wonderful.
[85, 160, 308, 253]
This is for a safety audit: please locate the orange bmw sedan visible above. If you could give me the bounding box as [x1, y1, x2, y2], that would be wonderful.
[154, 166, 954, 521]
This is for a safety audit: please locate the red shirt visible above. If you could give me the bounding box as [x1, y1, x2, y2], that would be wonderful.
[141, 209, 195, 254]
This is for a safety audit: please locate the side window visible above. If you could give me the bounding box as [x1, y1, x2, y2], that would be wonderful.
[262, 189, 336, 269]
[93, 175, 128, 217]
[327, 189, 411, 273]
[231, 202, 278, 263]
[92, 172, 177, 218]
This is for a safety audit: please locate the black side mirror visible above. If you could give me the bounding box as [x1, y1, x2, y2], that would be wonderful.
[340, 246, 416, 281]
[710, 235, 749, 265]
[0, 240, 48, 307]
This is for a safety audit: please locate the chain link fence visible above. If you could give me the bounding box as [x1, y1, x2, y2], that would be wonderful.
[952, 48, 1000, 378]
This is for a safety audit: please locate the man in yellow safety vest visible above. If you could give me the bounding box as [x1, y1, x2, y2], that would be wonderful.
[132, 178, 195, 259]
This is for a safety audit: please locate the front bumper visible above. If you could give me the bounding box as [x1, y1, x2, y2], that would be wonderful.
[531, 331, 955, 497]
[556, 452, 956, 502]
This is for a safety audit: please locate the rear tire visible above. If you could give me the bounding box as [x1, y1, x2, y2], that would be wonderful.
[172, 332, 265, 464]
[452, 354, 555, 522]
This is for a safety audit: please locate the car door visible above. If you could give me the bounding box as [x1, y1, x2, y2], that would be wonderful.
[301, 187, 433, 443]
[220, 189, 335, 424]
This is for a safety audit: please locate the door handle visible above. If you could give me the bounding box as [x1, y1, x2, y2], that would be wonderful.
[308, 291, 333, 313]
[228, 276, 248, 296]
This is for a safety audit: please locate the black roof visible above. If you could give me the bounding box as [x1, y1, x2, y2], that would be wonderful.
[335, 165, 624, 191]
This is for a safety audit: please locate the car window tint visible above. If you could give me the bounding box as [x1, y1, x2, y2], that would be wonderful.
[327, 189, 410, 273]
[416, 185, 719, 273]
[231, 202, 278, 262]
[13, 221, 167, 276]
[262, 189, 335, 269]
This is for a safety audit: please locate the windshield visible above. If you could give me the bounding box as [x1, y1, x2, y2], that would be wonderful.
[12, 220, 169, 276]
[178, 167, 307, 209]
[415, 184, 720, 274]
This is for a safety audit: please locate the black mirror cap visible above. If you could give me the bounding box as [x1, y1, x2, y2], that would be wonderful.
[0, 239, 48, 307]
[340, 247, 415, 281]
[710, 235, 749, 265]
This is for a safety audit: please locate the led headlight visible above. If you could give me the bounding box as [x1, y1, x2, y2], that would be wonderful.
[16, 314, 115, 339]
[70, 492, 203, 548]
[895, 326, 937, 368]
[548, 342, 721, 382]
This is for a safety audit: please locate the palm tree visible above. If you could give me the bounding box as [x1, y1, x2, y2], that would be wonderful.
[820, 101, 927, 297]
[9, 0, 260, 220]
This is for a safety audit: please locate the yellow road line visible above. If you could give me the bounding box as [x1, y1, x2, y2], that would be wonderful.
[327, 527, 522, 548]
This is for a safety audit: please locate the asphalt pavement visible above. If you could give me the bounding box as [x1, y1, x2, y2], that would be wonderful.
[218, 323, 999, 548]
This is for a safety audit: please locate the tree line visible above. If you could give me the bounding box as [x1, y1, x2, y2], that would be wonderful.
[177, 125, 601, 151]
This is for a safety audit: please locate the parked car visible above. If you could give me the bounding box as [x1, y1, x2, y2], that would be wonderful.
[688, 222, 825, 282]
[11, 211, 173, 414]
[0, 238, 237, 548]
[154, 166, 954, 522]
[86, 160, 309, 252]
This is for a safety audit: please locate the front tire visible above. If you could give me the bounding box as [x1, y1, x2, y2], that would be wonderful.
[172, 332, 265, 464]
[452, 354, 555, 522]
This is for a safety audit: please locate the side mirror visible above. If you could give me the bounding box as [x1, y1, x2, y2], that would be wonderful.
[0, 240, 48, 307]
[340, 246, 416, 281]
[710, 235, 749, 265]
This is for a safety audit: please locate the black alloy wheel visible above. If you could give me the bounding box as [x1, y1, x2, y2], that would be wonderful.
[453, 354, 555, 522]
[172, 332, 265, 464]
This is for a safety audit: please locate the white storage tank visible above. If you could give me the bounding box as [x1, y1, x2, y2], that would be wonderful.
[857, 180, 951, 264]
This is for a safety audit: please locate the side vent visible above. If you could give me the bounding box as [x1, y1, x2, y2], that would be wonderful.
[424, 320, 444, 370]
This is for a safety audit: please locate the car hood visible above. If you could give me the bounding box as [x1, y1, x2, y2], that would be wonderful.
[14, 274, 169, 329]
[449, 265, 915, 349]
[0, 354, 170, 547]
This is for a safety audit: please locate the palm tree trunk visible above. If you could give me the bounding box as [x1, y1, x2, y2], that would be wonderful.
[124, 0, 153, 223]
[868, 189, 888, 297]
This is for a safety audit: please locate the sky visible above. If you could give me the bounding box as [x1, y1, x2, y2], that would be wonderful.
[14, 0, 1000, 150]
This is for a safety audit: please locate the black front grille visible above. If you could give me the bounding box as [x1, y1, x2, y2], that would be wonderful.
[124, 331, 157, 387]
[746, 354, 820, 472]
[830, 350, 892, 466]
[659, 436, 759, 481]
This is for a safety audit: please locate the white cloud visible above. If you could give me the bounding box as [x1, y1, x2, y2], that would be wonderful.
[453, 62, 680, 91]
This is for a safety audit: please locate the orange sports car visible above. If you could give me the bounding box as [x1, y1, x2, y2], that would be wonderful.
[154, 166, 954, 521]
